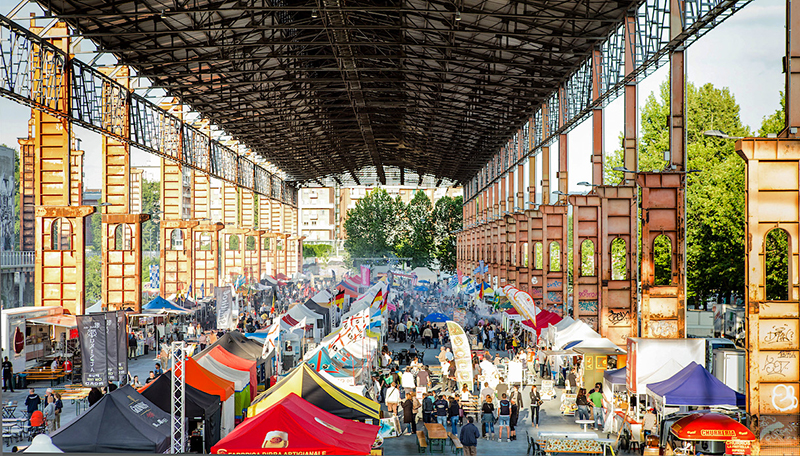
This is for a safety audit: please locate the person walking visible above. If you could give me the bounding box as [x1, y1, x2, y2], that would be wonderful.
[509, 397, 519, 441]
[422, 326, 433, 348]
[2, 356, 14, 392]
[530, 385, 542, 428]
[402, 393, 418, 435]
[459, 416, 480, 456]
[497, 393, 511, 442]
[589, 386, 604, 430]
[422, 392, 435, 423]
[481, 395, 495, 439]
[53, 392, 63, 430]
[434, 394, 449, 426]
[448, 396, 461, 435]
[401, 367, 416, 396]
[386, 382, 401, 416]
[417, 365, 431, 389]
[567, 368, 577, 393]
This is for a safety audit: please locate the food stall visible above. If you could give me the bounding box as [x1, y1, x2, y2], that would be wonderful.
[1, 306, 78, 377]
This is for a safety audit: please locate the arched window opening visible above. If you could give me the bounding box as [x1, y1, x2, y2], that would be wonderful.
[277, 239, 284, 251]
[611, 238, 627, 280]
[113, 224, 133, 251]
[653, 235, 673, 286]
[549, 241, 561, 272]
[246, 235, 257, 251]
[521, 242, 529, 267]
[533, 242, 543, 270]
[263, 237, 271, 251]
[510, 244, 517, 266]
[50, 218, 72, 251]
[170, 229, 184, 251]
[197, 233, 212, 251]
[228, 234, 240, 251]
[580, 239, 596, 277]
[766, 228, 790, 300]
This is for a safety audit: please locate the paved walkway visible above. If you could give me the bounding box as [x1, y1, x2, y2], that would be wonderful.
[380, 339, 632, 455]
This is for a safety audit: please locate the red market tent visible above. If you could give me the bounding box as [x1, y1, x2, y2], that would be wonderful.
[205, 345, 258, 400]
[211, 393, 379, 455]
[522, 311, 562, 335]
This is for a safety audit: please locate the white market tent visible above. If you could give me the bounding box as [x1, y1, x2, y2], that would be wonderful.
[571, 338, 626, 354]
[411, 267, 437, 283]
[553, 321, 601, 349]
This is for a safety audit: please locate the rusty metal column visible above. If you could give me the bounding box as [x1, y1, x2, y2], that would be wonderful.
[787, 0, 800, 135]
[557, 86, 569, 204]
[29, 21, 95, 315]
[271, 199, 284, 276]
[192, 168, 224, 298]
[623, 11, 638, 183]
[258, 194, 274, 276]
[159, 100, 197, 298]
[499, 174, 508, 287]
[737, 138, 800, 454]
[541, 104, 551, 206]
[18, 117, 35, 252]
[99, 66, 150, 312]
[592, 48, 604, 185]
[220, 182, 244, 284]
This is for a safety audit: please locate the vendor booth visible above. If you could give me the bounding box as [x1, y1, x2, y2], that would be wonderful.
[182, 357, 237, 437]
[246, 363, 379, 421]
[202, 345, 258, 400]
[140, 371, 223, 453]
[647, 361, 746, 412]
[50, 385, 170, 453]
[667, 412, 755, 456]
[212, 393, 379, 455]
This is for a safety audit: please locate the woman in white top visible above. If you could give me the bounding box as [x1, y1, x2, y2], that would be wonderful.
[401, 367, 416, 394]
[385, 382, 401, 416]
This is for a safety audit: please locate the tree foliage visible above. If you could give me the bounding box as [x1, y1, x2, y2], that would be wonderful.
[141, 177, 160, 251]
[303, 243, 333, 259]
[344, 188, 403, 267]
[432, 195, 463, 272]
[343, 189, 462, 270]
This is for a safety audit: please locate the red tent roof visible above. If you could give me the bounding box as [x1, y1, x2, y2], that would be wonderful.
[205, 345, 258, 400]
[211, 393, 379, 455]
[523, 311, 562, 334]
[505, 307, 519, 315]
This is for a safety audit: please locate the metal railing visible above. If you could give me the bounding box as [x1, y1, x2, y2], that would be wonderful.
[0, 250, 35, 270]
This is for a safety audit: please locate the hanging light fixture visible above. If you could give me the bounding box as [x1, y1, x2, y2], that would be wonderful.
[311, 9, 319, 18]
[455, 10, 462, 21]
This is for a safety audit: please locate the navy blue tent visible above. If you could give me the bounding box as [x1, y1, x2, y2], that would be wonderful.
[424, 312, 449, 323]
[604, 367, 626, 385]
[647, 361, 745, 407]
[143, 295, 191, 313]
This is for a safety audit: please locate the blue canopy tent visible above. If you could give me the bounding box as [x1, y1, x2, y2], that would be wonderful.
[143, 296, 192, 314]
[647, 361, 745, 408]
[414, 285, 430, 292]
[424, 312, 449, 323]
[604, 367, 627, 385]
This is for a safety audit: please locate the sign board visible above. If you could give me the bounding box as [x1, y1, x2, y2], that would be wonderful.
[77, 314, 108, 387]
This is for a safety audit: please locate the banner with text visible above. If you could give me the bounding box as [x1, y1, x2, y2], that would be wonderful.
[77, 314, 108, 387]
[446, 320, 473, 393]
[216, 287, 234, 330]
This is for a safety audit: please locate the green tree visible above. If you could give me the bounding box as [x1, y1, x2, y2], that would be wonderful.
[89, 202, 102, 251]
[396, 190, 435, 268]
[344, 188, 403, 267]
[142, 177, 160, 251]
[606, 81, 750, 302]
[432, 195, 463, 272]
[84, 255, 102, 301]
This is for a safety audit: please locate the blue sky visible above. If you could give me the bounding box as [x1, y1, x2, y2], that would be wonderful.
[0, 0, 785, 191]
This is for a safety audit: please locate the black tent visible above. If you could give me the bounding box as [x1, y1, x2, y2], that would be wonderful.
[303, 298, 331, 333]
[196, 331, 265, 363]
[140, 371, 222, 453]
[50, 385, 170, 453]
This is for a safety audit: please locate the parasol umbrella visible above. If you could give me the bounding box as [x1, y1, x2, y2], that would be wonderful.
[671, 413, 755, 441]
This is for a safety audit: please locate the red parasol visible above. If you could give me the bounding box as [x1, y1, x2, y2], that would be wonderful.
[671, 413, 755, 441]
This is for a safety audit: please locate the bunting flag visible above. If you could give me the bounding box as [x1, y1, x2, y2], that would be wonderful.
[333, 289, 346, 309]
[372, 289, 385, 312]
[457, 270, 463, 286]
[479, 281, 484, 299]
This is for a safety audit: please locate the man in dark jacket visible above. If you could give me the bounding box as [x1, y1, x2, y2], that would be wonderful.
[459, 416, 480, 456]
[434, 394, 448, 426]
[422, 393, 435, 423]
[25, 388, 41, 416]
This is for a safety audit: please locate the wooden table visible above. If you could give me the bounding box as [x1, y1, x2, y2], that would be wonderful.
[424, 423, 447, 454]
[59, 389, 90, 415]
[21, 368, 66, 387]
